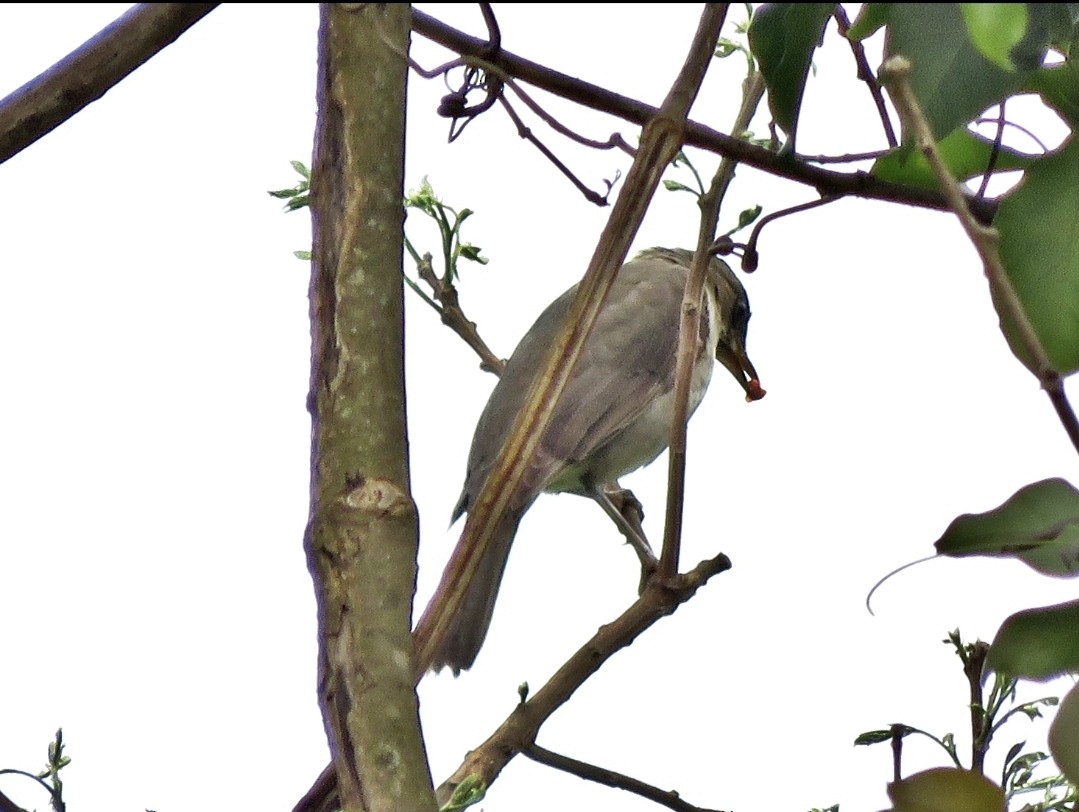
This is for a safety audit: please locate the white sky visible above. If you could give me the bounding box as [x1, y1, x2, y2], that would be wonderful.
[1, 4, 1077, 812]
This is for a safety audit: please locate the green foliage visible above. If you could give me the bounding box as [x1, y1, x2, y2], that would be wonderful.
[884, 4, 1049, 142]
[440, 774, 486, 811]
[404, 177, 488, 286]
[990, 602, 1079, 679]
[747, 3, 834, 149]
[0, 728, 71, 812]
[932, 479, 1079, 684]
[267, 159, 310, 211]
[933, 478, 1079, 578]
[993, 138, 1079, 376]
[871, 129, 1034, 188]
[664, 150, 762, 237]
[961, 4, 1029, 71]
[855, 633, 1075, 812]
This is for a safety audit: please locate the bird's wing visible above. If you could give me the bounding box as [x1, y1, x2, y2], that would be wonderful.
[455, 253, 687, 515]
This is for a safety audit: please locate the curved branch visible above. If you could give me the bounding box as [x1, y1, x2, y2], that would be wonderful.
[0, 4, 219, 165]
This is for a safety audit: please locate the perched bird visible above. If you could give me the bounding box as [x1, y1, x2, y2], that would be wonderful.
[431, 247, 764, 673]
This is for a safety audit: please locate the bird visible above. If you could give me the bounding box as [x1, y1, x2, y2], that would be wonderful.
[429, 246, 764, 673]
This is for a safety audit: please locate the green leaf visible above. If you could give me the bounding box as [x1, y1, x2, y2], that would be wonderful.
[747, 3, 835, 147]
[441, 774, 486, 811]
[887, 768, 1005, 812]
[993, 137, 1079, 375]
[884, 4, 1047, 141]
[1026, 59, 1079, 127]
[737, 204, 763, 229]
[960, 4, 1028, 71]
[989, 600, 1079, 678]
[934, 478, 1079, 576]
[855, 729, 901, 745]
[847, 3, 892, 41]
[1049, 682, 1079, 785]
[871, 128, 1035, 188]
[290, 160, 311, 179]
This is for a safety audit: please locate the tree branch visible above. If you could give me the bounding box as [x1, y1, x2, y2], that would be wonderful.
[436, 553, 733, 805]
[523, 743, 727, 812]
[409, 8, 996, 224]
[661, 70, 766, 578]
[0, 3, 218, 165]
[305, 6, 435, 811]
[879, 56, 1079, 456]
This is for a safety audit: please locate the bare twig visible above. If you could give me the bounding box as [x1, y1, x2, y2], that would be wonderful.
[879, 55, 1079, 455]
[523, 742, 728, 812]
[504, 76, 636, 155]
[738, 195, 839, 273]
[833, 5, 898, 148]
[975, 103, 1007, 199]
[0, 4, 218, 165]
[410, 8, 996, 223]
[414, 253, 505, 374]
[660, 70, 766, 577]
[798, 148, 891, 163]
[497, 94, 614, 205]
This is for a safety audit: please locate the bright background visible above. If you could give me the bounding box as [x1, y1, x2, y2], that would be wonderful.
[1, 4, 1076, 811]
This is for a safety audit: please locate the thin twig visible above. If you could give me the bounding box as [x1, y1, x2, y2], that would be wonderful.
[497, 94, 613, 205]
[414, 253, 505, 374]
[411, 8, 996, 223]
[660, 70, 765, 578]
[739, 195, 839, 273]
[879, 56, 1079, 456]
[798, 148, 891, 163]
[833, 5, 898, 148]
[975, 103, 1007, 199]
[523, 743, 728, 812]
[505, 76, 636, 155]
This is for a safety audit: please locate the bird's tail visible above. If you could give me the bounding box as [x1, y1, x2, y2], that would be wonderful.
[426, 510, 522, 675]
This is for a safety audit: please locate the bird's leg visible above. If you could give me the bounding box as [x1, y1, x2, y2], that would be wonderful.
[586, 480, 659, 579]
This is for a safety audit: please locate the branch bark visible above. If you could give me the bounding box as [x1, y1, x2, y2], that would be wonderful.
[410, 8, 996, 224]
[305, 5, 435, 812]
[0, 3, 218, 165]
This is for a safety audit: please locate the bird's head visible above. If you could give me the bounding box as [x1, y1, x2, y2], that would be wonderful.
[706, 256, 765, 402]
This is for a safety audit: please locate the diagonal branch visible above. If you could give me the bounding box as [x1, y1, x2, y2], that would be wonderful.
[523, 742, 727, 812]
[879, 56, 1079, 455]
[410, 8, 996, 224]
[435, 553, 732, 804]
[0, 3, 218, 165]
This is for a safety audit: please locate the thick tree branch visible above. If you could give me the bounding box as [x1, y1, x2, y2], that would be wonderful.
[0, 4, 218, 165]
[305, 6, 435, 812]
[410, 8, 996, 224]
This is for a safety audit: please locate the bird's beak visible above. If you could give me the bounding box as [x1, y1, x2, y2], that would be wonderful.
[716, 340, 766, 402]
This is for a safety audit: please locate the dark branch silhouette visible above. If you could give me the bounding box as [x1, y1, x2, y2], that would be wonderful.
[0, 4, 218, 165]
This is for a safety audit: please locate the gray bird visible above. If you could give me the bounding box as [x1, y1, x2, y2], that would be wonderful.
[432, 247, 763, 673]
